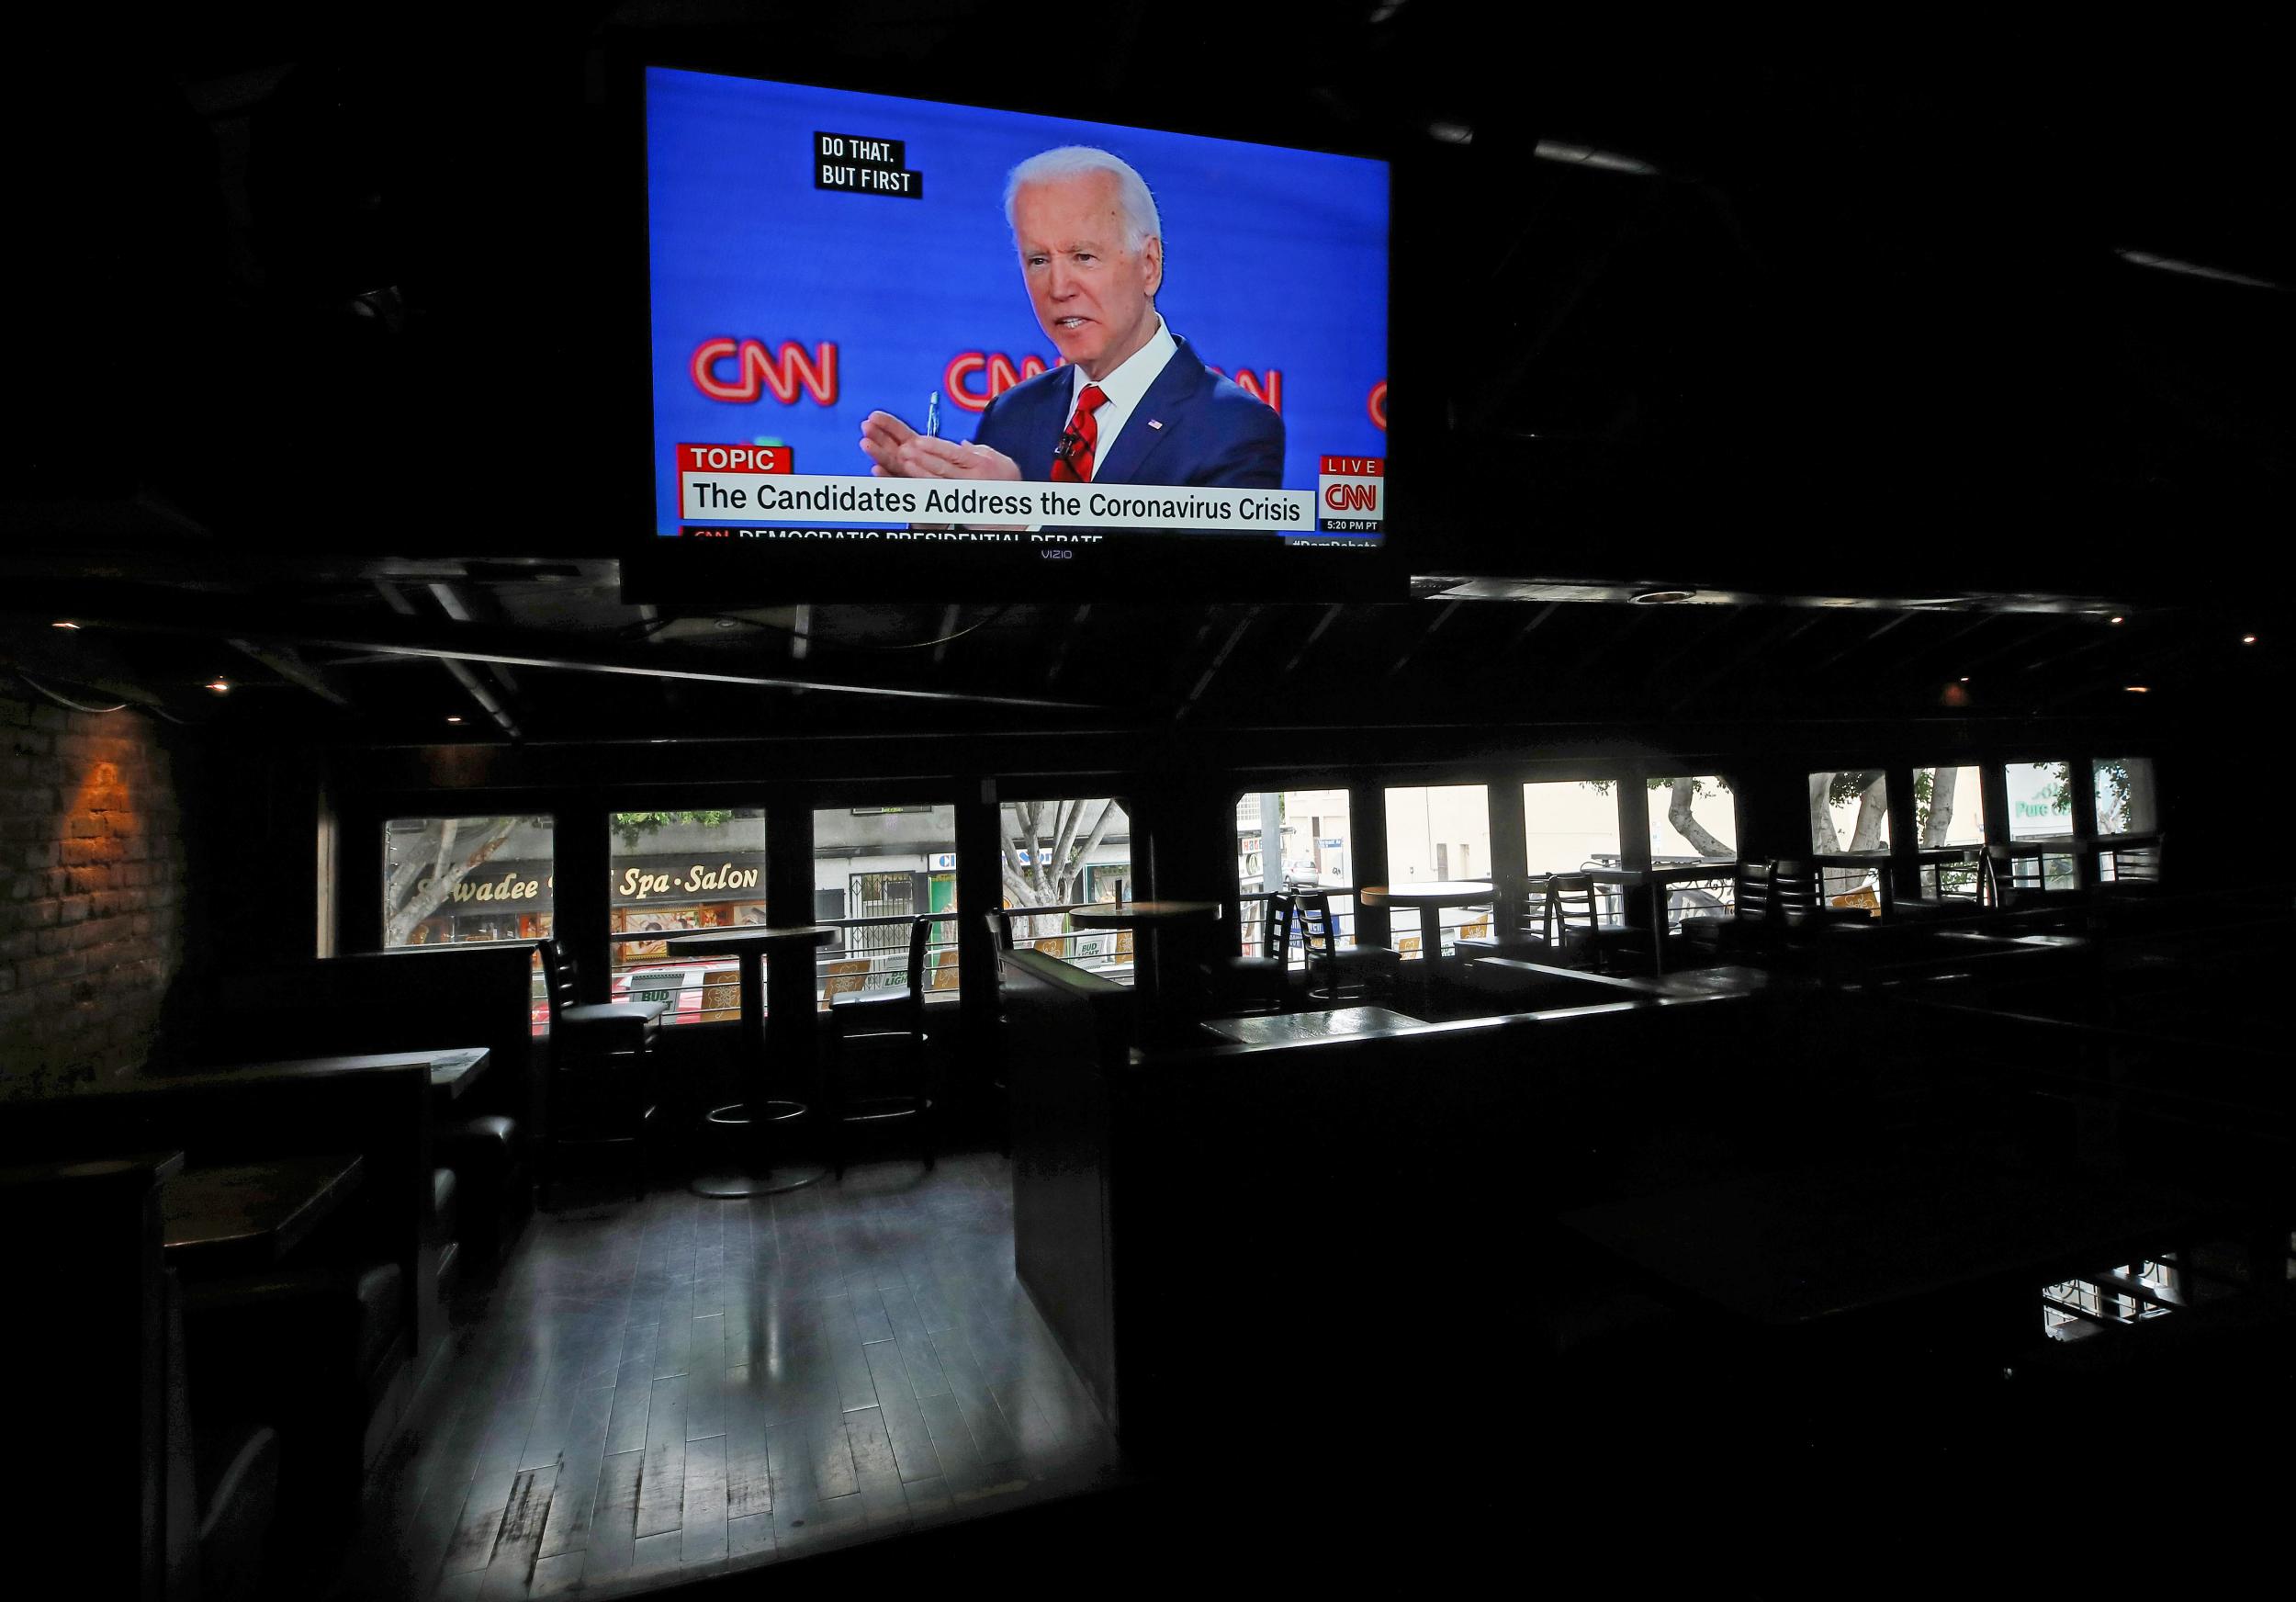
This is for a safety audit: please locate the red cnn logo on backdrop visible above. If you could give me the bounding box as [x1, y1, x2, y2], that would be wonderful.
[690, 339, 840, 405]
[944, 351, 1055, 412]
[1207, 367, 1283, 413]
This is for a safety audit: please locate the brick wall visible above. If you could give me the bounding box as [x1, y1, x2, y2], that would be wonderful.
[1, 691, 188, 1099]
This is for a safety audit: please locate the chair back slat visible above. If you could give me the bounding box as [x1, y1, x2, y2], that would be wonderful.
[1732, 860, 1773, 921]
[537, 939, 577, 1018]
[1263, 893, 1297, 963]
[1770, 860, 1822, 926]
[1294, 893, 1337, 959]
[1516, 877, 1552, 942]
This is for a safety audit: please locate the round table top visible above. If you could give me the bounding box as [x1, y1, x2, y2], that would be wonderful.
[1068, 899, 1222, 928]
[668, 924, 840, 953]
[1359, 881, 1499, 908]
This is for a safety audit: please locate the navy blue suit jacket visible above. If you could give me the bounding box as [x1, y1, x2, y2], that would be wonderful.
[971, 334, 1286, 490]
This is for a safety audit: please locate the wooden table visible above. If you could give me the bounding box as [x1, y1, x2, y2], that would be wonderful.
[421, 1046, 490, 1101]
[1359, 881, 1497, 973]
[1561, 1153, 2234, 1335]
[163, 1152, 366, 1275]
[1070, 901, 1221, 1038]
[668, 924, 840, 1198]
[1581, 863, 1738, 975]
[1199, 1005, 1424, 1046]
[132, 1046, 490, 1098]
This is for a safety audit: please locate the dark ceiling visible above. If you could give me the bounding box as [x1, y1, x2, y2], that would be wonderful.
[3, 4, 2289, 745]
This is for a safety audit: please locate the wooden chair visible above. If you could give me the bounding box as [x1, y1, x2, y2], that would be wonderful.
[825, 914, 938, 1178]
[985, 910, 1016, 1155]
[1768, 859, 1824, 931]
[1889, 849, 1989, 924]
[1548, 874, 1644, 974]
[1296, 892, 1399, 1002]
[2099, 836, 2166, 892]
[1210, 892, 1296, 1014]
[1751, 859, 1841, 965]
[537, 939, 665, 1204]
[1681, 860, 1773, 954]
[1457, 875, 1553, 963]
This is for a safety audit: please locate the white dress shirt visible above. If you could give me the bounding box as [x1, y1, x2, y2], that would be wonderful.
[1063, 315, 1177, 479]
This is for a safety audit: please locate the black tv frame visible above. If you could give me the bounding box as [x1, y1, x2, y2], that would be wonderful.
[609, 45, 1407, 605]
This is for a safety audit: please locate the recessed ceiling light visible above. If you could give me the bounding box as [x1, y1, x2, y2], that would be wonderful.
[205, 677, 231, 694]
[51, 620, 79, 630]
[1630, 589, 1697, 604]
[2110, 615, 2125, 625]
[445, 715, 464, 724]
[2243, 635, 2258, 645]
[2124, 685, 2149, 693]
[1959, 676, 1970, 683]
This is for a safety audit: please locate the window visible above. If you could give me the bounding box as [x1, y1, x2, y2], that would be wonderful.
[1912, 765, 1986, 897]
[1384, 784, 1491, 959]
[1647, 776, 1737, 927]
[2004, 762, 2074, 841]
[2002, 762, 2077, 889]
[383, 814, 554, 1032]
[1236, 788, 1357, 963]
[1647, 775, 1736, 862]
[999, 795, 1131, 979]
[1523, 780, 1622, 875]
[607, 808, 764, 1026]
[1807, 770, 1889, 909]
[1913, 766, 1985, 847]
[1384, 784, 1490, 884]
[814, 803, 960, 1006]
[382, 814, 554, 948]
[2092, 756, 2158, 837]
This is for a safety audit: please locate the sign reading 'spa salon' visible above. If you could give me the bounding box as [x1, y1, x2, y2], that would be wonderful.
[414, 855, 767, 917]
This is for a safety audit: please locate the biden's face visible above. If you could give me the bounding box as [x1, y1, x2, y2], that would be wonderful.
[1011, 172, 1164, 381]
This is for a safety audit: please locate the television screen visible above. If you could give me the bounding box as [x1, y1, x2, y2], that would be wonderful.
[632, 66, 1393, 600]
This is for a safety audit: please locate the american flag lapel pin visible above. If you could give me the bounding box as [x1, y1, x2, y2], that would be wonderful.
[1147, 419, 1163, 430]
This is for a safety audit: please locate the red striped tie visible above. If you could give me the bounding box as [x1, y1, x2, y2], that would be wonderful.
[1050, 384, 1109, 482]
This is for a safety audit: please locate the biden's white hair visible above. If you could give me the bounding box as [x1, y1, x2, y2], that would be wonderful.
[1003, 146, 1163, 253]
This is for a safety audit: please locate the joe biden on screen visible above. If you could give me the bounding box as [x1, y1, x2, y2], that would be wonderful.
[859, 145, 1286, 491]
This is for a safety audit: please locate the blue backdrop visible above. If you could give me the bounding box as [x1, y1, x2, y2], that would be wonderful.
[646, 68, 1390, 536]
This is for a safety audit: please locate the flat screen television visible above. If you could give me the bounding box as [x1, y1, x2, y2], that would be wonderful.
[625, 65, 1396, 602]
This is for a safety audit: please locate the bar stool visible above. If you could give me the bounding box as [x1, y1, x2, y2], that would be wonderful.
[824, 914, 938, 1178]
[537, 939, 666, 1203]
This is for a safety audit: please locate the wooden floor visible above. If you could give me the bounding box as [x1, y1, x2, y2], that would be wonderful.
[328, 1151, 1122, 1601]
